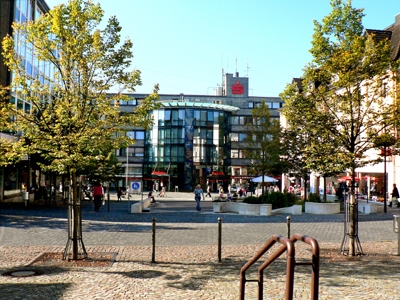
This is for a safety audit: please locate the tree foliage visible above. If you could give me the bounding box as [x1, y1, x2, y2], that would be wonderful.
[281, 0, 397, 181]
[2, 0, 159, 175]
[1, 0, 159, 259]
[280, 0, 398, 255]
[244, 100, 282, 194]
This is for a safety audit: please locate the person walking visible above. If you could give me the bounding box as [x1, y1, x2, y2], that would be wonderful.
[117, 188, 123, 201]
[93, 182, 103, 212]
[193, 184, 204, 211]
[390, 183, 400, 207]
[206, 185, 212, 198]
[148, 191, 156, 203]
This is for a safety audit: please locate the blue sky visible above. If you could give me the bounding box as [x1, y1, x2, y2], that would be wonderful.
[45, 0, 400, 97]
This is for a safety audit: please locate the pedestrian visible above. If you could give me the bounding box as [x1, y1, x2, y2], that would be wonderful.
[93, 181, 103, 212]
[390, 183, 400, 207]
[228, 184, 231, 195]
[117, 188, 123, 201]
[158, 186, 166, 197]
[148, 191, 156, 203]
[219, 185, 224, 197]
[238, 188, 243, 198]
[193, 184, 204, 211]
[206, 185, 212, 198]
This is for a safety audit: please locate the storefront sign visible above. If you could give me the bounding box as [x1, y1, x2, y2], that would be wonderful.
[231, 80, 244, 94]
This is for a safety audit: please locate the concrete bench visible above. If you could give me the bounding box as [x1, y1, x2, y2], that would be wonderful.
[213, 202, 272, 216]
[131, 197, 152, 213]
[305, 202, 340, 214]
[358, 200, 384, 214]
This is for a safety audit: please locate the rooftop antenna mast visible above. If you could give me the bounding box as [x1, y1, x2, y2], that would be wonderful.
[235, 58, 238, 76]
[245, 62, 252, 77]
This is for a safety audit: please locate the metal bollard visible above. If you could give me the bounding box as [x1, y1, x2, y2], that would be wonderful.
[287, 216, 291, 238]
[152, 218, 156, 263]
[393, 215, 400, 255]
[218, 218, 222, 262]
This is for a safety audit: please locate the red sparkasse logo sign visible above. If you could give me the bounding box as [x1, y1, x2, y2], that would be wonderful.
[231, 80, 244, 94]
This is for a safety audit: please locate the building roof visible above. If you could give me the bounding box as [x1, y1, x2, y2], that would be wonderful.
[160, 101, 240, 112]
[365, 29, 398, 60]
[380, 13, 400, 61]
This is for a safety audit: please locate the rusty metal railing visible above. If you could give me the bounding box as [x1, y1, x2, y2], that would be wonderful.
[239, 234, 320, 300]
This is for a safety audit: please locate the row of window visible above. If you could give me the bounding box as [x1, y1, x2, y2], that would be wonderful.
[248, 102, 282, 109]
[117, 146, 248, 161]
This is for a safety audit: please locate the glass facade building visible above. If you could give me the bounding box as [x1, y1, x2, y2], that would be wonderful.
[118, 73, 283, 192]
[0, 0, 50, 201]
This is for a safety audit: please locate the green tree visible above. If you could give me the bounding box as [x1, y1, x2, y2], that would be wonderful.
[280, 128, 311, 200]
[281, 0, 397, 255]
[1, 0, 159, 259]
[244, 100, 282, 195]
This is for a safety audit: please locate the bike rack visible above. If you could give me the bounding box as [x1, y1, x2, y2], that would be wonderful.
[239, 234, 320, 300]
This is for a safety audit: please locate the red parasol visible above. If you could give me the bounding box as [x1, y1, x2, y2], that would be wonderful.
[338, 176, 360, 182]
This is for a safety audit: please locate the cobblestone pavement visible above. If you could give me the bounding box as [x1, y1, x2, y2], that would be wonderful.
[1, 192, 400, 299]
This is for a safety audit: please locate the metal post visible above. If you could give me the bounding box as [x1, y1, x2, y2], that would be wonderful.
[394, 215, 400, 256]
[152, 218, 156, 263]
[398, 225, 400, 256]
[218, 218, 222, 262]
[107, 185, 110, 212]
[287, 216, 291, 238]
[384, 146, 387, 213]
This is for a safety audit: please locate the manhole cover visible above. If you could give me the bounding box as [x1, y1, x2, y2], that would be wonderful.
[2, 269, 44, 277]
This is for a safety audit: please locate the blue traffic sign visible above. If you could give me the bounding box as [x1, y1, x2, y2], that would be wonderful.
[131, 182, 141, 191]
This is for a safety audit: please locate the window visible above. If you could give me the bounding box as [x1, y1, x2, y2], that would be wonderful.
[135, 131, 144, 140]
[232, 150, 239, 158]
[239, 133, 247, 141]
[127, 131, 145, 140]
[272, 102, 280, 109]
[248, 102, 254, 108]
[127, 99, 137, 106]
[164, 110, 171, 121]
[231, 133, 238, 142]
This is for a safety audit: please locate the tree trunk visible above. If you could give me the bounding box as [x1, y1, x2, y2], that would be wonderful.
[71, 172, 79, 260]
[349, 170, 357, 256]
[303, 174, 308, 201]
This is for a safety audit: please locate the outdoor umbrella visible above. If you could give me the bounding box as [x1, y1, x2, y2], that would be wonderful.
[250, 175, 278, 183]
[338, 176, 360, 182]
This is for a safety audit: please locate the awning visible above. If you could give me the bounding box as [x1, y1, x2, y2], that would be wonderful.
[152, 171, 169, 176]
[211, 171, 225, 176]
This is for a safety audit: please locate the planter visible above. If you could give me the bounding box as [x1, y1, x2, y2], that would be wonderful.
[305, 202, 340, 214]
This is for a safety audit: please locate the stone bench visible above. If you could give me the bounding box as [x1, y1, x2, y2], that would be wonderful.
[213, 202, 272, 216]
[131, 197, 152, 213]
[305, 202, 340, 214]
[358, 200, 384, 214]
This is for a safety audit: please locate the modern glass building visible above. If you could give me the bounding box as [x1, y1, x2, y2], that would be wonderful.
[118, 72, 283, 192]
[0, 0, 50, 201]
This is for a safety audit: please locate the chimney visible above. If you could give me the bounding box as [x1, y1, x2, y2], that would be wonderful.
[235, 72, 239, 77]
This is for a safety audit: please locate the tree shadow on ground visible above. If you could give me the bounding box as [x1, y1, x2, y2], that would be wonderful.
[0, 283, 71, 300]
